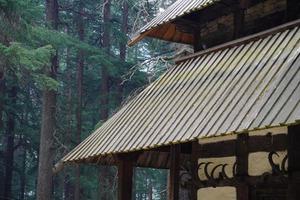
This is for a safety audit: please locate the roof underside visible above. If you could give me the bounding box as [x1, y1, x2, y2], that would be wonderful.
[63, 22, 300, 163]
[128, 0, 219, 46]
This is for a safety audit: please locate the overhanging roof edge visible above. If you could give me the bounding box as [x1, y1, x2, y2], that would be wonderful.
[128, 0, 220, 46]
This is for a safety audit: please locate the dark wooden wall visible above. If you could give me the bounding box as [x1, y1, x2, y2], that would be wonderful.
[174, 0, 299, 51]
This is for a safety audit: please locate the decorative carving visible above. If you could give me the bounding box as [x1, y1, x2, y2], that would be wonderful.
[268, 151, 288, 176]
[180, 151, 288, 189]
[197, 161, 237, 187]
[180, 160, 238, 188]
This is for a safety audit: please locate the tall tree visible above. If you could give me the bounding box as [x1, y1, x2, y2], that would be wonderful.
[3, 81, 17, 200]
[0, 47, 5, 200]
[36, 0, 59, 199]
[99, 0, 112, 199]
[20, 143, 27, 200]
[0, 0, 168, 198]
[100, 0, 111, 121]
[0, 70, 4, 134]
[64, 44, 73, 200]
[75, 0, 85, 199]
[117, 0, 129, 105]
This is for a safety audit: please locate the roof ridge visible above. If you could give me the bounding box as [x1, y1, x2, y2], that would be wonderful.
[175, 19, 300, 63]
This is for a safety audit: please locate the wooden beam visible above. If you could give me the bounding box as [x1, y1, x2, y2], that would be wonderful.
[287, 125, 300, 200]
[198, 134, 287, 158]
[236, 133, 249, 200]
[248, 133, 287, 152]
[117, 153, 139, 200]
[196, 175, 288, 188]
[168, 145, 180, 200]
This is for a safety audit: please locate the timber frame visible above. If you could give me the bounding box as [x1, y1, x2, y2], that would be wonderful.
[111, 125, 299, 200]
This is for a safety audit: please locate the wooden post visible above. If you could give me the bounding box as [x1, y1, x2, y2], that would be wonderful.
[236, 133, 249, 200]
[233, 0, 249, 39]
[168, 145, 180, 200]
[191, 141, 199, 200]
[117, 153, 138, 200]
[287, 125, 300, 200]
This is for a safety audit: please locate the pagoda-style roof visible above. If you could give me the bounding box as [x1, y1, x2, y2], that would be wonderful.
[128, 0, 219, 46]
[62, 20, 300, 164]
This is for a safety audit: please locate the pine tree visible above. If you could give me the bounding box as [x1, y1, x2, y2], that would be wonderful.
[36, 0, 59, 199]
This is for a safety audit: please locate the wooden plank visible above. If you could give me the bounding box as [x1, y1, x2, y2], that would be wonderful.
[236, 133, 249, 200]
[163, 24, 176, 40]
[168, 145, 180, 200]
[287, 125, 300, 200]
[199, 140, 236, 157]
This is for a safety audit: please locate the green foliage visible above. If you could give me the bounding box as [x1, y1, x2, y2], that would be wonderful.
[33, 74, 60, 90]
[0, 0, 174, 199]
[3, 43, 54, 70]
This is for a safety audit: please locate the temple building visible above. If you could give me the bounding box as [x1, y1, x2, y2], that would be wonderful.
[58, 0, 300, 199]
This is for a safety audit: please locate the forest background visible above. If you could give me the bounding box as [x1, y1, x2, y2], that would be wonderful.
[0, 0, 186, 199]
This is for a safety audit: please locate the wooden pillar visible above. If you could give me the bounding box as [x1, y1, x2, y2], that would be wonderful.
[286, 0, 300, 21]
[168, 144, 180, 200]
[233, 0, 249, 39]
[117, 154, 138, 200]
[193, 28, 202, 52]
[236, 133, 249, 200]
[287, 125, 300, 200]
[191, 141, 199, 200]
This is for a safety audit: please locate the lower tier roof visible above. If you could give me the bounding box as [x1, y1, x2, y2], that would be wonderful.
[62, 20, 300, 163]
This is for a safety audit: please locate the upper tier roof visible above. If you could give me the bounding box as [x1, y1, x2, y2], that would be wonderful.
[62, 20, 300, 164]
[128, 0, 219, 46]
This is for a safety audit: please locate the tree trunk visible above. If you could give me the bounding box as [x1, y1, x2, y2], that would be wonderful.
[20, 144, 26, 200]
[37, 72, 57, 200]
[3, 85, 17, 200]
[63, 26, 73, 200]
[0, 70, 4, 133]
[120, 0, 128, 62]
[0, 37, 8, 137]
[117, 0, 129, 105]
[74, 1, 84, 199]
[0, 70, 4, 197]
[99, 0, 111, 199]
[0, 40, 7, 198]
[100, 0, 111, 121]
[37, 0, 58, 199]
[147, 179, 153, 200]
